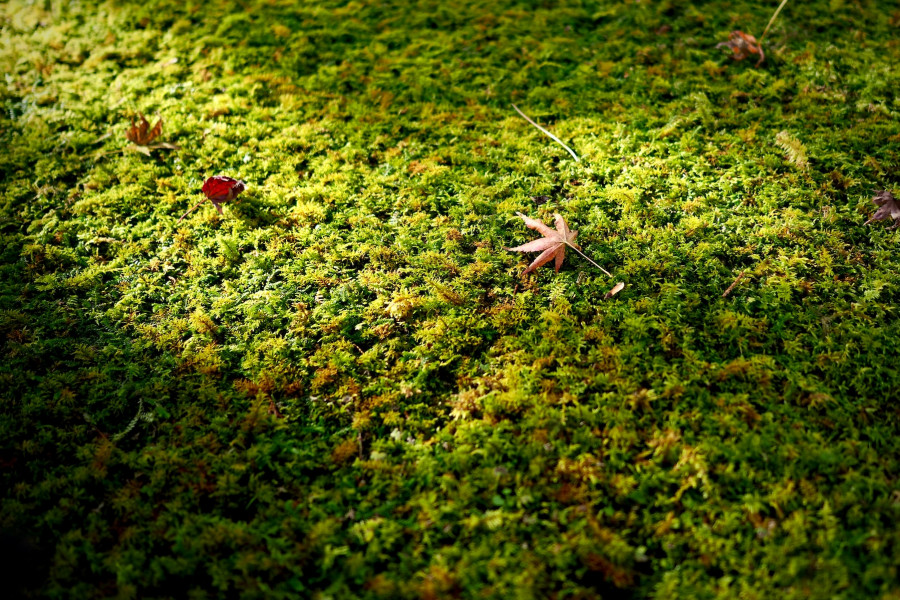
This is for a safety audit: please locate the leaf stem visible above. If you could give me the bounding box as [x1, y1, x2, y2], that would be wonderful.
[512, 104, 580, 162]
[178, 198, 207, 223]
[566, 242, 612, 277]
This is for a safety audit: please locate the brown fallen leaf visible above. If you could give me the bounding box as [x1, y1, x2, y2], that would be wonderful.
[126, 113, 163, 145]
[864, 190, 900, 229]
[604, 282, 625, 299]
[717, 31, 765, 67]
[122, 113, 179, 156]
[508, 212, 611, 277]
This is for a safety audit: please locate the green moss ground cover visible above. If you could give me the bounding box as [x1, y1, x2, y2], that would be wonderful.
[2, 0, 899, 597]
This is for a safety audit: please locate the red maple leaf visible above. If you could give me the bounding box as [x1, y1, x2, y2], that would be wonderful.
[178, 176, 246, 223]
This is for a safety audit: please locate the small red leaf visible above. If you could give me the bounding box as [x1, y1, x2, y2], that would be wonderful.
[202, 176, 245, 202]
[507, 212, 578, 276]
[178, 176, 247, 223]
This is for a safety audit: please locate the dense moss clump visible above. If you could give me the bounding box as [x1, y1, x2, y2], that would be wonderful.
[1, 0, 899, 598]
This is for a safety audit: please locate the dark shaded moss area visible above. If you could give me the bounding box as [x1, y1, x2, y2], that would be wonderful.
[2, 0, 899, 598]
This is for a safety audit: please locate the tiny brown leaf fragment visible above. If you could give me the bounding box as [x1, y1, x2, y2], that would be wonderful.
[717, 31, 765, 67]
[125, 113, 163, 146]
[864, 190, 900, 229]
[604, 282, 625, 299]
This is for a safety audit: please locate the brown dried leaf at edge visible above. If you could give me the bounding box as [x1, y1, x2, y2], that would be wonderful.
[864, 190, 900, 229]
[508, 212, 579, 275]
[125, 113, 163, 146]
[717, 31, 765, 66]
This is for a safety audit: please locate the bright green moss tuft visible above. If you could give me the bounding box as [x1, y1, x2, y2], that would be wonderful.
[1, 0, 899, 598]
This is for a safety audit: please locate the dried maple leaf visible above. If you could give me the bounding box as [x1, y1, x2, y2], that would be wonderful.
[717, 31, 765, 67]
[864, 190, 900, 229]
[121, 113, 179, 156]
[126, 113, 163, 146]
[178, 176, 247, 223]
[508, 212, 611, 276]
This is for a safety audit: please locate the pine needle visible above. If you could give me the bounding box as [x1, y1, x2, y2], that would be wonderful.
[511, 104, 580, 162]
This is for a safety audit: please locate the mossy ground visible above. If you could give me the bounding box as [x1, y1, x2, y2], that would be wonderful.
[2, 0, 900, 598]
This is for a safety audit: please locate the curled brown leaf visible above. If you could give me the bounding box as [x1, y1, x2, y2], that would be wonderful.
[864, 190, 900, 229]
[717, 31, 765, 67]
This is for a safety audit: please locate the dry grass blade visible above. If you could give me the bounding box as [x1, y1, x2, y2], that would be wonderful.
[760, 0, 790, 42]
[511, 104, 580, 162]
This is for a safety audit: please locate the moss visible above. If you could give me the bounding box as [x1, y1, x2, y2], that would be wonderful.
[2, 0, 900, 598]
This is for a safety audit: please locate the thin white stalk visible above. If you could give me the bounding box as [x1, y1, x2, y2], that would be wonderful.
[512, 104, 580, 162]
[760, 0, 790, 42]
[566, 242, 612, 277]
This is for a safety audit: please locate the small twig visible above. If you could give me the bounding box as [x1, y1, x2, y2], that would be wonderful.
[722, 271, 745, 298]
[261, 268, 278, 290]
[511, 104, 580, 162]
[759, 0, 790, 42]
[565, 242, 612, 277]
